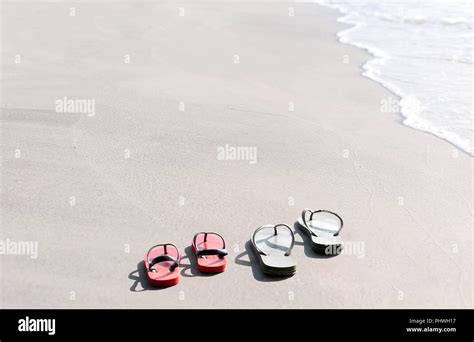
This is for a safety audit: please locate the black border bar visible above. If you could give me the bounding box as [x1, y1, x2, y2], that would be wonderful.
[0, 309, 472, 340]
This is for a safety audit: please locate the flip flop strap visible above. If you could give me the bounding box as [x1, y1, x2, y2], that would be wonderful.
[196, 248, 228, 259]
[146, 243, 180, 271]
[192, 232, 226, 256]
[301, 208, 314, 231]
[146, 243, 180, 259]
[252, 224, 295, 256]
[148, 255, 179, 272]
[303, 209, 344, 236]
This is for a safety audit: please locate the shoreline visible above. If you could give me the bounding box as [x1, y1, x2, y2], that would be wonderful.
[318, 1, 473, 157]
[1, 2, 472, 308]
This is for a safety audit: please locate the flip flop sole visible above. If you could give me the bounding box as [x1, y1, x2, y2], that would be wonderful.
[297, 218, 343, 255]
[192, 233, 227, 274]
[146, 274, 180, 287]
[144, 245, 180, 288]
[250, 238, 296, 277]
[192, 244, 227, 273]
[197, 263, 226, 273]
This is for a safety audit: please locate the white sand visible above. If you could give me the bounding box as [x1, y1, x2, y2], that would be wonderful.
[0, 1, 472, 308]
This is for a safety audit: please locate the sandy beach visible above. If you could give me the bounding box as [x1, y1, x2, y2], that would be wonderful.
[1, 1, 472, 308]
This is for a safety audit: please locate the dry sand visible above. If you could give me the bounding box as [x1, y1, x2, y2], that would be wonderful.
[0, 1, 472, 308]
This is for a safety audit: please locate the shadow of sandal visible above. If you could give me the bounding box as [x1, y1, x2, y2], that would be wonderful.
[128, 260, 168, 291]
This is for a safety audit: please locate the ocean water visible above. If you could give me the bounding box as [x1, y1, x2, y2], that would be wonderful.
[317, 0, 473, 155]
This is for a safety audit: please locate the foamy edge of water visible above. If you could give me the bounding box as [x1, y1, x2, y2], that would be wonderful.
[317, 1, 473, 156]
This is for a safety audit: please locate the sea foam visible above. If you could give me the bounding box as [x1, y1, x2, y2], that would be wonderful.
[318, 0, 473, 155]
